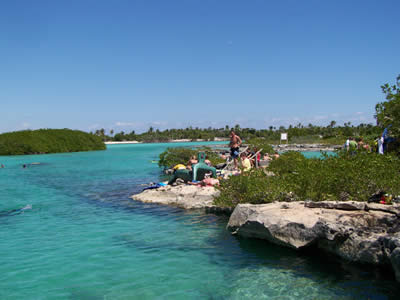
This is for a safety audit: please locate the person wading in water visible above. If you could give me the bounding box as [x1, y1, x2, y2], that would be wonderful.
[229, 130, 242, 170]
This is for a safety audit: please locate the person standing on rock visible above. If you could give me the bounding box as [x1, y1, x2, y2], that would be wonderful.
[229, 130, 242, 170]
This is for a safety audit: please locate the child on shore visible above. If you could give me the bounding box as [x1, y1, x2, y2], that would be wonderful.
[240, 152, 251, 172]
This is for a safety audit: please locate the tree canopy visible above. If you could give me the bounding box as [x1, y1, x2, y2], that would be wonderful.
[0, 129, 106, 155]
[375, 74, 400, 138]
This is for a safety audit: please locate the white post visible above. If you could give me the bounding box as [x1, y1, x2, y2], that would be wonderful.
[281, 133, 288, 144]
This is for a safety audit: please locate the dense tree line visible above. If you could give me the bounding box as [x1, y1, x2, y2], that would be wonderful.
[92, 75, 400, 147]
[0, 129, 105, 155]
[94, 123, 381, 145]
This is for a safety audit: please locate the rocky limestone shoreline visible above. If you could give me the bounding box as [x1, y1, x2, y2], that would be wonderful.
[131, 185, 232, 214]
[273, 143, 341, 152]
[227, 201, 400, 282]
[131, 185, 400, 281]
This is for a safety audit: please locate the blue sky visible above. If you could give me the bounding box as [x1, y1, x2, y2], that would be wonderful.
[1, 0, 399, 133]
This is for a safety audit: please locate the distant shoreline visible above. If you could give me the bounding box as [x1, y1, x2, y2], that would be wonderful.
[105, 138, 229, 145]
[104, 140, 339, 152]
[104, 141, 141, 145]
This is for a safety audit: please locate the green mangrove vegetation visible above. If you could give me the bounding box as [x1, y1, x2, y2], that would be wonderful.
[97, 122, 381, 145]
[246, 138, 275, 155]
[375, 75, 400, 141]
[158, 147, 224, 169]
[0, 129, 106, 155]
[214, 74, 400, 207]
[214, 150, 400, 207]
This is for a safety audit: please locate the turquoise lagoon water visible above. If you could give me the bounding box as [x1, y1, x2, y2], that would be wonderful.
[0, 142, 399, 300]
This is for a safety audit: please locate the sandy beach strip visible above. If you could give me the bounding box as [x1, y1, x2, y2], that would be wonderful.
[105, 141, 141, 144]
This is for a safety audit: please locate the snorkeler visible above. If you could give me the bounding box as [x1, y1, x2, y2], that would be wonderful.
[0, 205, 32, 217]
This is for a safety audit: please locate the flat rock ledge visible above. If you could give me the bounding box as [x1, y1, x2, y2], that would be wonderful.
[227, 201, 400, 282]
[131, 185, 232, 214]
[273, 143, 340, 152]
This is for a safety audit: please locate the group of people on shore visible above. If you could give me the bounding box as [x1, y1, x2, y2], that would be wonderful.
[169, 130, 278, 185]
[344, 135, 396, 154]
[172, 155, 212, 173]
[228, 130, 279, 171]
[345, 137, 371, 152]
[228, 130, 254, 171]
[344, 133, 399, 154]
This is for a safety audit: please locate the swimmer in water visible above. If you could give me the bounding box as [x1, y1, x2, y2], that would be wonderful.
[0, 204, 32, 217]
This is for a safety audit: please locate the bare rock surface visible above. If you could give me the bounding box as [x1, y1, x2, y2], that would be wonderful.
[227, 201, 400, 282]
[273, 143, 340, 152]
[131, 185, 220, 210]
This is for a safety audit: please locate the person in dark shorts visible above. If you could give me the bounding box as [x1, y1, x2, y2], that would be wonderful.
[229, 130, 242, 169]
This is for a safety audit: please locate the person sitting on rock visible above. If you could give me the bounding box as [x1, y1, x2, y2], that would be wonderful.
[173, 164, 186, 171]
[263, 153, 273, 161]
[188, 177, 219, 187]
[186, 155, 198, 170]
[204, 155, 212, 166]
[248, 147, 261, 167]
[240, 152, 252, 172]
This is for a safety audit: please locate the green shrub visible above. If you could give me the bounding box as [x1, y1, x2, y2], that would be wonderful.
[214, 151, 400, 207]
[0, 129, 105, 155]
[198, 147, 225, 166]
[158, 147, 224, 168]
[268, 151, 306, 174]
[214, 169, 295, 207]
[158, 147, 197, 168]
[246, 138, 274, 155]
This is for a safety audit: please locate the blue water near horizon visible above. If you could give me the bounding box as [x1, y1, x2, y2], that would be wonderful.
[0, 142, 399, 299]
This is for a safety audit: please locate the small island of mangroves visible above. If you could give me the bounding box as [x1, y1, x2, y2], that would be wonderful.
[0, 129, 106, 155]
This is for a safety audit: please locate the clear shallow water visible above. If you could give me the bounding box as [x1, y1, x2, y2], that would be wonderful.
[0, 143, 399, 300]
[302, 151, 336, 159]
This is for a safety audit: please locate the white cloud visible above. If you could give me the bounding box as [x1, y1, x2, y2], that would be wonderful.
[150, 121, 169, 126]
[21, 122, 30, 129]
[13, 122, 32, 131]
[88, 124, 101, 130]
[313, 115, 328, 121]
[115, 122, 140, 127]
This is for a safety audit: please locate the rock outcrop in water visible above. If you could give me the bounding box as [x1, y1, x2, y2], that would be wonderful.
[227, 201, 400, 282]
[131, 185, 232, 214]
